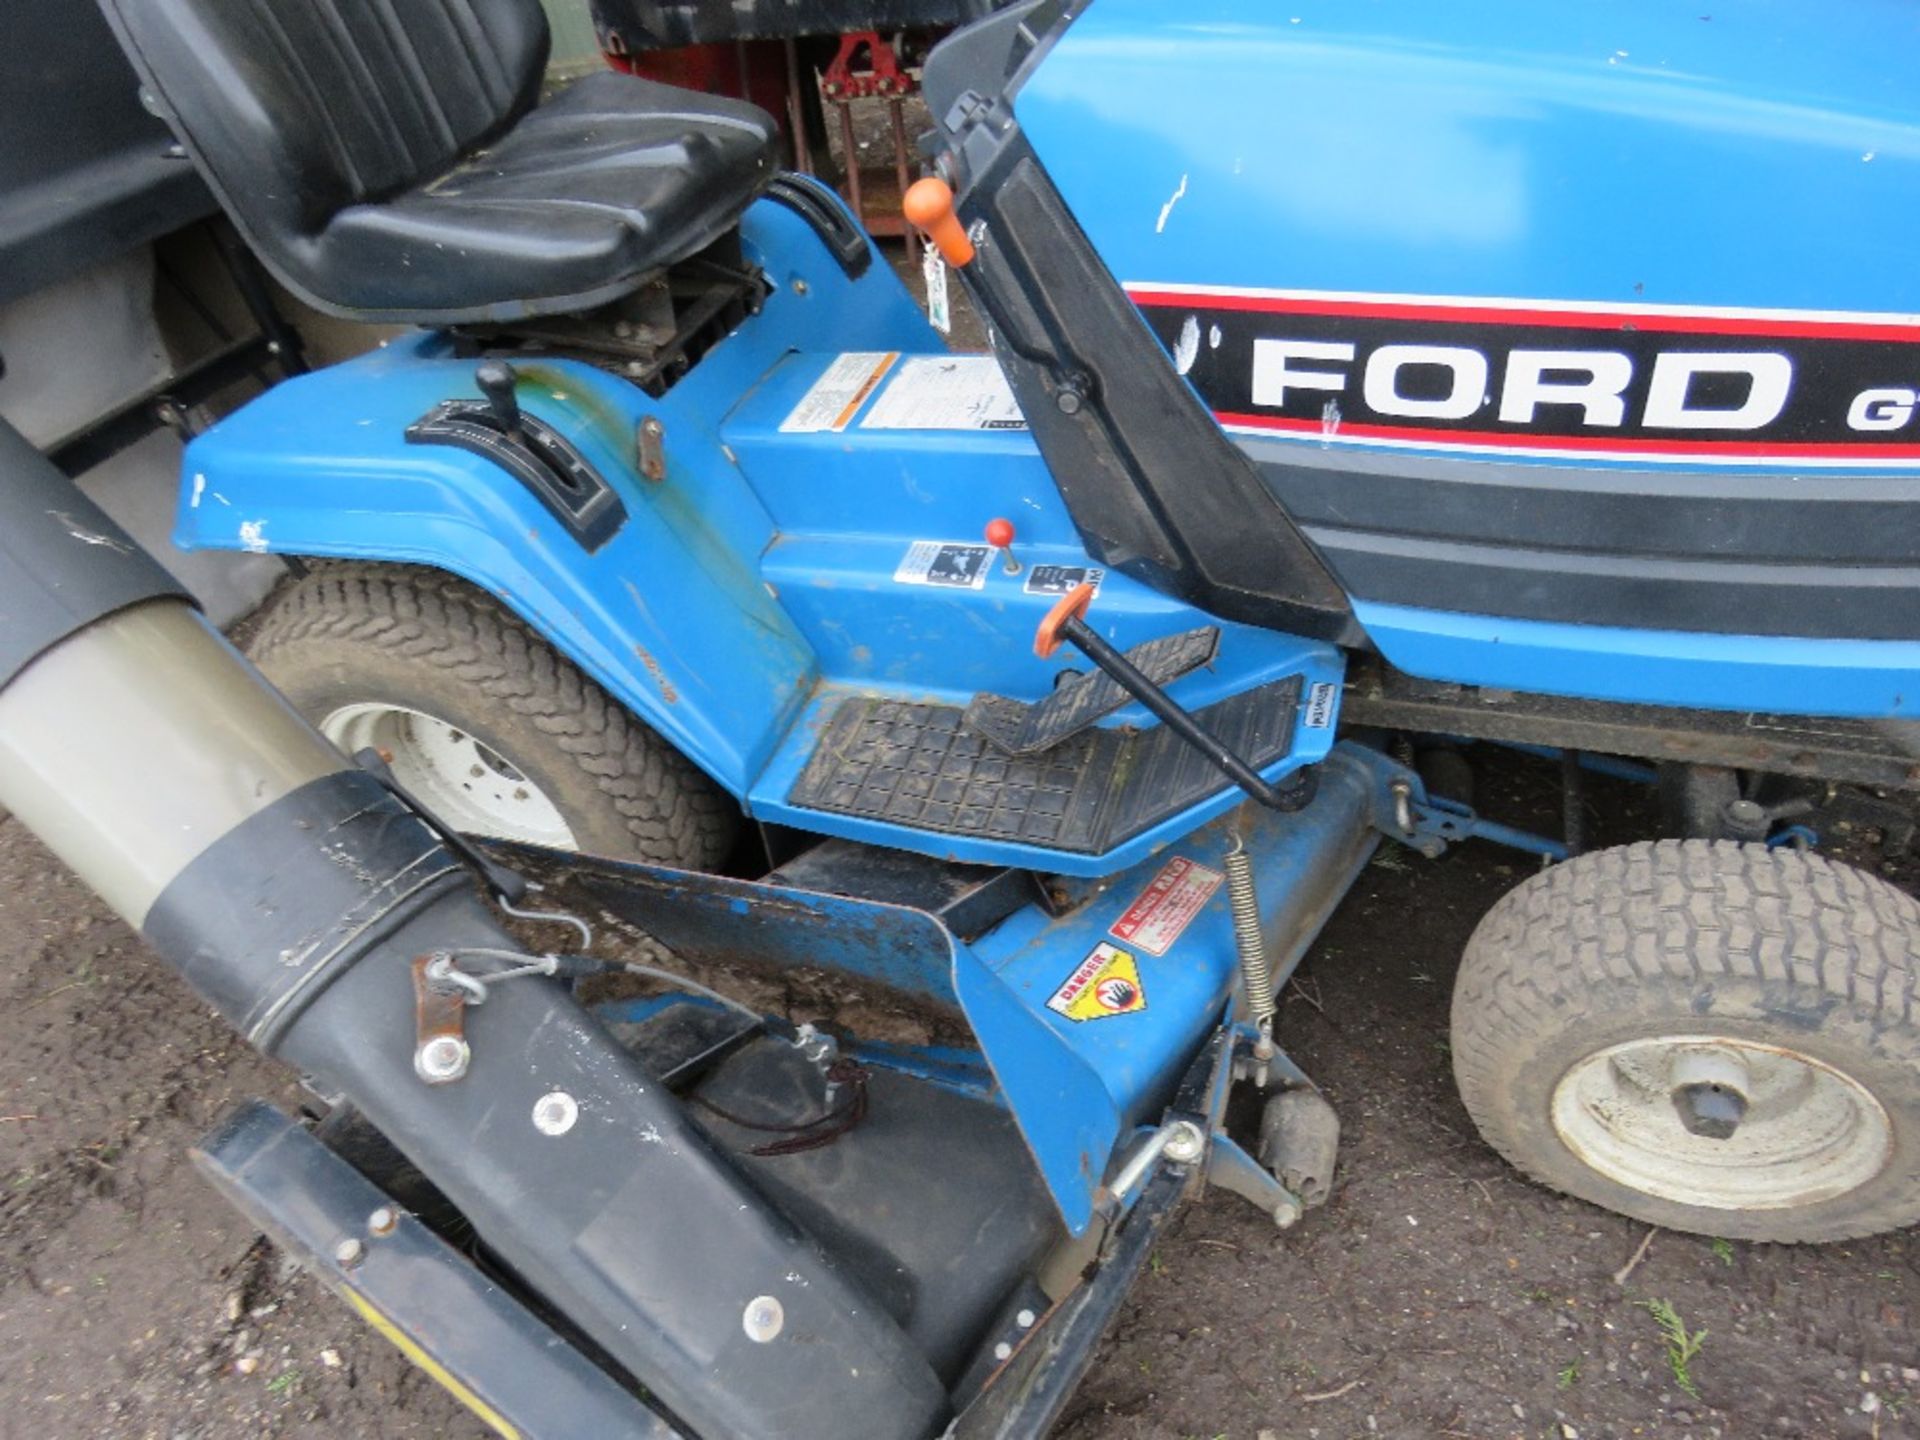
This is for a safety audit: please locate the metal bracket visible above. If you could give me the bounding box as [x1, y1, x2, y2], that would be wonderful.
[1203, 1134, 1303, 1230]
[1344, 746, 1568, 862]
[412, 955, 471, 1085]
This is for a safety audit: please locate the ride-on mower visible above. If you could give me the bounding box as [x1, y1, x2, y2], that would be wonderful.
[4, 0, 1919, 1435]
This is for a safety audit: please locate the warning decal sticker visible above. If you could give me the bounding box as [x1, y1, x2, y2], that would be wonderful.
[860, 355, 1028, 431]
[780, 351, 898, 433]
[894, 540, 993, 589]
[1046, 942, 1148, 1022]
[1023, 564, 1104, 597]
[1110, 856, 1224, 957]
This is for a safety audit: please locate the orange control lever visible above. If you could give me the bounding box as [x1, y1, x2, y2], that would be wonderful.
[904, 177, 976, 267]
[1034, 582, 1097, 660]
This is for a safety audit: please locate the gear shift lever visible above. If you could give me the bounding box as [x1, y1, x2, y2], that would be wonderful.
[475, 359, 521, 440]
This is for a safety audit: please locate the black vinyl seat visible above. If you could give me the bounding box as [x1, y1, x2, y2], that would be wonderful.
[98, 0, 778, 324]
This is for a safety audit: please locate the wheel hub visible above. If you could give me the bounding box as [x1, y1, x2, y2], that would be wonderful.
[319, 702, 578, 849]
[1666, 1045, 1752, 1141]
[1551, 1034, 1893, 1212]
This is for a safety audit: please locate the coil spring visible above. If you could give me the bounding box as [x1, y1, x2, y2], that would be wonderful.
[1223, 835, 1273, 1027]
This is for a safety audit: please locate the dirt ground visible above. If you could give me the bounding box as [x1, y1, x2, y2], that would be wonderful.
[0, 748, 1914, 1440]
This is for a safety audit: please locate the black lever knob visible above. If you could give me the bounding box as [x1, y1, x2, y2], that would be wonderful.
[475, 359, 521, 438]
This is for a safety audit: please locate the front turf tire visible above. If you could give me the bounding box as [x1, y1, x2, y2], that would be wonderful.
[1452, 840, 1920, 1242]
[247, 563, 738, 868]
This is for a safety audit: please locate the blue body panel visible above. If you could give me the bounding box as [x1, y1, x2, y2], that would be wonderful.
[1357, 602, 1920, 717]
[177, 198, 934, 795]
[1016, 0, 1920, 713]
[177, 194, 1340, 875]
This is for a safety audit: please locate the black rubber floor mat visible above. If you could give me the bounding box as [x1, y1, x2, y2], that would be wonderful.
[788, 675, 1303, 856]
[963, 626, 1220, 757]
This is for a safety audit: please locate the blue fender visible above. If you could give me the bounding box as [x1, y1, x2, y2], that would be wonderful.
[175, 196, 937, 796]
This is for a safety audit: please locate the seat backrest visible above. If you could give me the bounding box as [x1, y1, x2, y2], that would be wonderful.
[98, 0, 549, 238]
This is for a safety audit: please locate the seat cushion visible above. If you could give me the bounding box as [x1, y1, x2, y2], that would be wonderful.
[290, 73, 777, 323]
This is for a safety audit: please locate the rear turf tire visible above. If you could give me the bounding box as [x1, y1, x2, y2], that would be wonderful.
[1452, 839, 1920, 1242]
[247, 562, 738, 867]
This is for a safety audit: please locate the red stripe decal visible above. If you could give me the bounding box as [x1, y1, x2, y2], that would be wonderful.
[1214, 411, 1920, 459]
[1124, 289, 1920, 344]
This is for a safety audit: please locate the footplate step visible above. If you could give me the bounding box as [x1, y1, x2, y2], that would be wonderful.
[963, 626, 1219, 756]
[788, 675, 1302, 856]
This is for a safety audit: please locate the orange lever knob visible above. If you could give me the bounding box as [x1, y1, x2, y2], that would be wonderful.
[904, 177, 976, 267]
[1034, 582, 1097, 660]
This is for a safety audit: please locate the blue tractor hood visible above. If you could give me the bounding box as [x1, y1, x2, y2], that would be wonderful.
[1016, 0, 1920, 322]
[925, 0, 1920, 714]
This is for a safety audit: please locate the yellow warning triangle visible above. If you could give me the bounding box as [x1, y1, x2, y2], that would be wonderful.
[1046, 942, 1148, 1022]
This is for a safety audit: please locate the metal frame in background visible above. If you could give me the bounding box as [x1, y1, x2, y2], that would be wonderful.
[45, 220, 308, 479]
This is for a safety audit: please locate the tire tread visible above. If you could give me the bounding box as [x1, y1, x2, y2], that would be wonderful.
[247, 562, 735, 867]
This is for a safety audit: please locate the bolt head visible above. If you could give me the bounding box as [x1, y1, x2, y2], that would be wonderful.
[1055, 389, 1083, 416]
[414, 1035, 470, 1085]
[333, 1238, 365, 1268]
[1163, 1122, 1206, 1165]
[367, 1206, 398, 1237]
[742, 1295, 784, 1343]
[532, 1090, 579, 1136]
[1272, 1201, 1302, 1230]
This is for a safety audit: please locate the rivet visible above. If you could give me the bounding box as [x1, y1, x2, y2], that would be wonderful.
[993, 1341, 1013, 1361]
[367, 1207, 398, 1237]
[1016, 1308, 1036, 1329]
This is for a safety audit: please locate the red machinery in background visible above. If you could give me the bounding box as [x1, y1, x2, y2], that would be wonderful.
[593, 0, 1010, 256]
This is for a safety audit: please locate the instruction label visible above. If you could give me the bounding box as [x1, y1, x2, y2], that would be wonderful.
[861, 355, 1027, 431]
[780, 351, 898, 433]
[894, 540, 993, 589]
[1046, 942, 1148, 1022]
[1110, 856, 1224, 957]
[1023, 564, 1103, 597]
[1303, 681, 1339, 729]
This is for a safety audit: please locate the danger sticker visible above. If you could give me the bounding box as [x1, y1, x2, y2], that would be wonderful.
[1110, 856, 1224, 956]
[894, 540, 993, 589]
[1046, 942, 1148, 1022]
[780, 351, 898, 433]
[1303, 680, 1339, 729]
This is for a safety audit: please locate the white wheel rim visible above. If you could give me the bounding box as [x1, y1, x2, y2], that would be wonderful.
[1551, 1034, 1892, 1212]
[319, 703, 578, 850]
